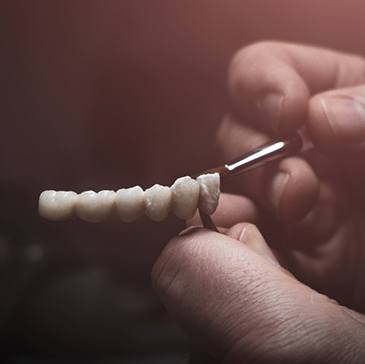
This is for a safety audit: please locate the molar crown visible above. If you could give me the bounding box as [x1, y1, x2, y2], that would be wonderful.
[197, 173, 220, 215]
[115, 186, 145, 223]
[144, 184, 172, 222]
[39, 190, 78, 221]
[75, 190, 116, 223]
[171, 176, 200, 220]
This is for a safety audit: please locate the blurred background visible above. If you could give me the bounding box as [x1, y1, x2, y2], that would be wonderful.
[2, 0, 365, 362]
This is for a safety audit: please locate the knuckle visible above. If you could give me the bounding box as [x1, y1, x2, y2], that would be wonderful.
[230, 40, 283, 69]
[228, 40, 286, 94]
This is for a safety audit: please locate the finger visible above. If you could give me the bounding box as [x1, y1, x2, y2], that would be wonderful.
[218, 115, 319, 222]
[309, 85, 365, 149]
[285, 180, 346, 244]
[229, 41, 365, 135]
[226, 222, 279, 266]
[187, 193, 258, 228]
[152, 227, 363, 363]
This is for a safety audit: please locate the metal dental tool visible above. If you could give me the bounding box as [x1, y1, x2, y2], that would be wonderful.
[197, 133, 303, 232]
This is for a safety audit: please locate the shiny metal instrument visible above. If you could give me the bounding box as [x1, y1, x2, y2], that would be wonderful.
[197, 133, 303, 232]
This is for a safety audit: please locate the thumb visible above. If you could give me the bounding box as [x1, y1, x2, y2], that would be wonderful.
[309, 85, 365, 147]
[152, 224, 365, 363]
[308, 86, 365, 183]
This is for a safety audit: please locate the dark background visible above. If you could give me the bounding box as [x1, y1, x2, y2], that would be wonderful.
[2, 1, 365, 362]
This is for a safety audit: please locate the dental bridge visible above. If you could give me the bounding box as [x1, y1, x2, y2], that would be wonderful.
[39, 134, 302, 231]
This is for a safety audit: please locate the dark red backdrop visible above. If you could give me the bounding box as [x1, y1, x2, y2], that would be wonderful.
[1, 0, 364, 356]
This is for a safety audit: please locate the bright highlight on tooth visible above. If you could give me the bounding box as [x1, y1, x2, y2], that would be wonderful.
[115, 186, 145, 223]
[145, 184, 172, 222]
[197, 173, 220, 215]
[76, 190, 116, 223]
[171, 176, 200, 220]
[39, 190, 77, 221]
[38, 173, 220, 223]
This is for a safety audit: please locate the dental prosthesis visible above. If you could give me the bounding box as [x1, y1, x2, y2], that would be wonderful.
[39, 173, 220, 223]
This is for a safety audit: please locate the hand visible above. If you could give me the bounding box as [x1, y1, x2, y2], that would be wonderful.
[152, 225, 365, 363]
[216, 41, 365, 311]
[152, 41, 365, 362]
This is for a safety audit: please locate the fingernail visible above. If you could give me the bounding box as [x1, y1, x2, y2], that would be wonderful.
[268, 172, 289, 211]
[257, 93, 284, 133]
[320, 95, 365, 143]
[179, 226, 202, 237]
[238, 224, 252, 243]
[238, 224, 280, 266]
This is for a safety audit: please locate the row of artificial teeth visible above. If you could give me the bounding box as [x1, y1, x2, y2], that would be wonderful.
[38, 173, 220, 223]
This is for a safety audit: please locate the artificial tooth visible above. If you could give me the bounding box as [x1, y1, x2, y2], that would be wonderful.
[39, 190, 77, 221]
[196, 173, 220, 215]
[75, 190, 116, 223]
[115, 186, 145, 223]
[171, 176, 200, 220]
[145, 184, 172, 222]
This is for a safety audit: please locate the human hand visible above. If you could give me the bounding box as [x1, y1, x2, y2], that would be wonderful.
[217, 41, 365, 310]
[152, 224, 365, 363]
[152, 42, 365, 362]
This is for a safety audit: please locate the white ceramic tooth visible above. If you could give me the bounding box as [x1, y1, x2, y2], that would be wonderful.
[96, 190, 116, 219]
[76, 190, 115, 223]
[145, 184, 172, 222]
[171, 176, 200, 220]
[196, 173, 220, 215]
[115, 186, 145, 223]
[39, 190, 77, 221]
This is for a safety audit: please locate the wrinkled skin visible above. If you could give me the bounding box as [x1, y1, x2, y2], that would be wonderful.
[3, 0, 365, 358]
[219, 42, 365, 312]
[153, 42, 365, 362]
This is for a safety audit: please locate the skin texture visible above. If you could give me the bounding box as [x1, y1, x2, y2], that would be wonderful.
[4, 0, 365, 357]
[152, 42, 365, 363]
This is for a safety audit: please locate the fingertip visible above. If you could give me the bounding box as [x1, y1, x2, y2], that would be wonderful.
[276, 86, 309, 135]
[229, 42, 310, 135]
[187, 193, 258, 228]
[226, 222, 265, 248]
[267, 157, 320, 222]
[309, 92, 365, 148]
[225, 222, 257, 241]
[226, 222, 280, 266]
[255, 82, 309, 136]
[179, 225, 204, 237]
[308, 96, 335, 148]
[213, 193, 258, 227]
